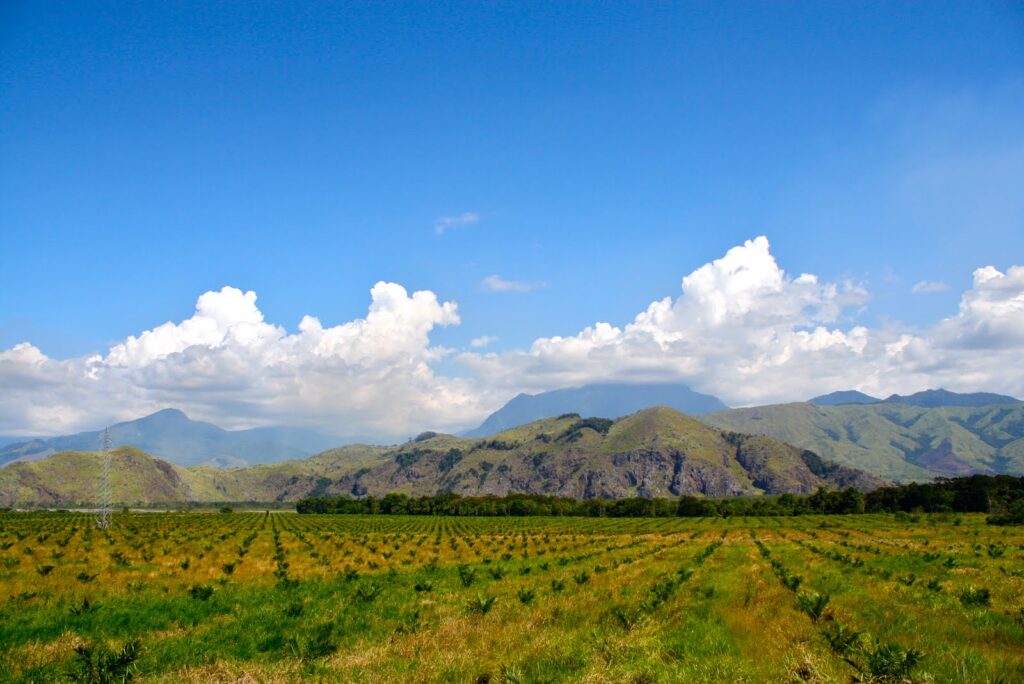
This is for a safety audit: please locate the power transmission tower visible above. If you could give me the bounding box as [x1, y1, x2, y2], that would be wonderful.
[95, 428, 112, 529]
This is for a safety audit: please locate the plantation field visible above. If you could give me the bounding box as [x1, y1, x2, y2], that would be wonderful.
[1, 512, 1022, 683]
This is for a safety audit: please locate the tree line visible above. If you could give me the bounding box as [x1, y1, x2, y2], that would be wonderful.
[296, 474, 1024, 520]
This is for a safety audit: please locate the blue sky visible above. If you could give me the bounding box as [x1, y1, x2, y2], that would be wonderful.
[2, 2, 1024, 436]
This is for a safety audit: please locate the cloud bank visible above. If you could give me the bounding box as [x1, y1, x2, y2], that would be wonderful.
[0, 282, 480, 439]
[3, 236, 1024, 439]
[461, 237, 1024, 407]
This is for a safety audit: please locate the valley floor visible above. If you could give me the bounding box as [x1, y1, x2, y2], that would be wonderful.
[1, 512, 1022, 682]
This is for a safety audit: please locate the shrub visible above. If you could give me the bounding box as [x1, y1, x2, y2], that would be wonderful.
[856, 642, 925, 683]
[69, 597, 97, 616]
[550, 579, 566, 593]
[68, 638, 142, 683]
[958, 586, 991, 607]
[516, 588, 536, 605]
[355, 583, 382, 602]
[288, 621, 337, 660]
[467, 593, 497, 615]
[609, 605, 644, 631]
[413, 580, 434, 592]
[395, 608, 422, 635]
[795, 591, 830, 622]
[822, 623, 861, 655]
[458, 565, 477, 587]
[188, 584, 215, 601]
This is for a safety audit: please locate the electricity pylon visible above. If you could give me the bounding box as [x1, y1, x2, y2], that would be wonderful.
[95, 428, 112, 529]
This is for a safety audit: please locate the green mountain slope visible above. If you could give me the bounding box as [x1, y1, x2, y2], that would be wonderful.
[700, 403, 1024, 481]
[0, 408, 883, 506]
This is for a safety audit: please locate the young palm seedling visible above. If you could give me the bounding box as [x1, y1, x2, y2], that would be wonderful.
[822, 622, 862, 655]
[458, 565, 478, 587]
[69, 638, 142, 684]
[848, 641, 925, 684]
[188, 583, 215, 601]
[958, 586, 991, 607]
[795, 591, 831, 622]
[467, 593, 497, 615]
[355, 582, 382, 602]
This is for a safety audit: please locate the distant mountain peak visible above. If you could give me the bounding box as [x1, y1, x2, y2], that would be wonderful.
[1, 408, 336, 469]
[465, 383, 728, 438]
[809, 390, 881, 406]
[883, 388, 1021, 408]
[809, 388, 1022, 409]
[134, 408, 191, 423]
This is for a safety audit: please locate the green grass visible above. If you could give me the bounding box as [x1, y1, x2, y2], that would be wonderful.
[0, 511, 1021, 682]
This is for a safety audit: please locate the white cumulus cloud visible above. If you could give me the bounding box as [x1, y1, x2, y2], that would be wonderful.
[459, 236, 1024, 406]
[0, 283, 483, 440]
[3, 236, 1024, 440]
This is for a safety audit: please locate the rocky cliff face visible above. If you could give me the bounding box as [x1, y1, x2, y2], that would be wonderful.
[317, 408, 885, 500]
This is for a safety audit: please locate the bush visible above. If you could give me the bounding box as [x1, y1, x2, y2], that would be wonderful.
[822, 623, 861, 655]
[458, 565, 477, 587]
[857, 642, 925, 683]
[466, 593, 497, 615]
[795, 591, 830, 622]
[188, 584, 215, 601]
[958, 586, 991, 607]
[288, 621, 337, 660]
[67, 638, 141, 683]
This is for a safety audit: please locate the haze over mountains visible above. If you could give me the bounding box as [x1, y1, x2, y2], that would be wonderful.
[0, 409, 335, 469]
[0, 407, 884, 507]
[464, 383, 728, 437]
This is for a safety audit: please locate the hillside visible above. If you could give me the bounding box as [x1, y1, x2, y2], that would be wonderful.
[466, 383, 728, 437]
[0, 408, 883, 506]
[808, 388, 1021, 408]
[701, 402, 1024, 481]
[0, 409, 336, 468]
[0, 444, 391, 507]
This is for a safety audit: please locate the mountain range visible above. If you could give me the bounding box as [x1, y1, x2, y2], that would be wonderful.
[2, 385, 1023, 507]
[0, 409, 336, 469]
[464, 383, 728, 437]
[809, 388, 1022, 408]
[702, 402, 1024, 481]
[0, 407, 884, 507]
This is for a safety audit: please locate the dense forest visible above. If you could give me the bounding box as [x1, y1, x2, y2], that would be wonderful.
[297, 474, 1024, 521]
